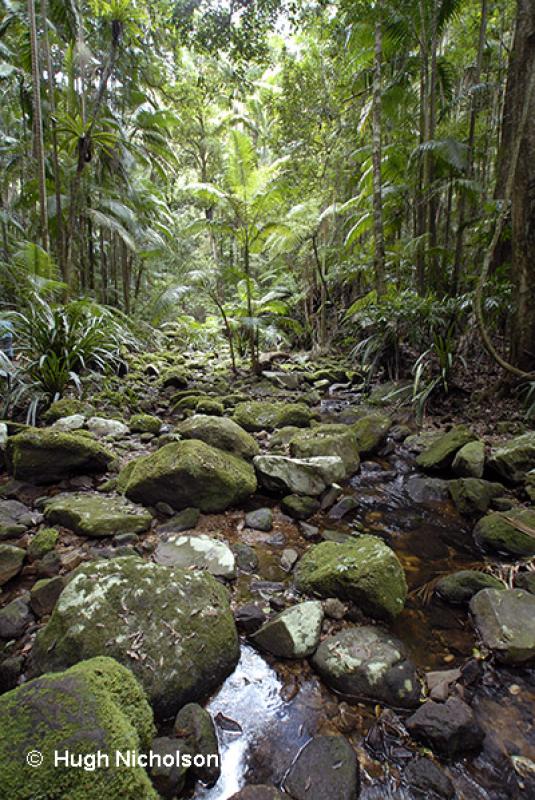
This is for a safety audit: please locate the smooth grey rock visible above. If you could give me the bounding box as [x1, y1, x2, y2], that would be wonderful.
[251, 601, 324, 658]
[51, 414, 86, 432]
[254, 455, 345, 497]
[244, 508, 273, 532]
[154, 534, 236, 579]
[470, 587, 535, 663]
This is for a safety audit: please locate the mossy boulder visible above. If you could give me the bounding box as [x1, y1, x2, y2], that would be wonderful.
[233, 401, 312, 432]
[470, 588, 535, 663]
[352, 413, 393, 455]
[6, 430, 114, 484]
[31, 557, 239, 718]
[436, 570, 505, 605]
[452, 441, 486, 478]
[124, 440, 257, 513]
[0, 656, 157, 800]
[129, 414, 162, 435]
[43, 398, 93, 423]
[295, 536, 407, 619]
[416, 425, 476, 471]
[161, 368, 189, 389]
[489, 433, 535, 483]
[0, 544, 25, 585]
[448, 478, 505, 516]
[194, 398, 224, 416]
[281, 494, 320, 520]
[177, 415, 259, 460]
[473, 509, 535, 557]
[44, 493, 152, 538]
[289, 425, 360, 476]
[28, 528, 59, 560]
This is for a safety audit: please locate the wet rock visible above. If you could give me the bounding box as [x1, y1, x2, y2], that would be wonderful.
[31, 557, 240, 718]
[233, 543, 259, 573]
[129, 414, 162, 435]
[87, 416, 129, 438]
[0, 544, 25, 586]
[254, 455, 345, 497]
[30, 575, 65, 617]
[0, 655, 23, 693]
[283, 735, 359, 800]
[155, 534, 236, 579]
[245, 508, 273, 531]
[233, 401, 312, 432]
[51, 413, 86, 432]
[6, 430, 114, 484]
[404, 757, 454, 799]
[473, 508, 535, 557]
[299, 521, 319, 540]
[425, 669, 462, 701]
[0, 597, 33, 639]
[452, 440, 485, 478]
[295, 536, 407, 619]
[148, 736, 189, 798]
[320, 484, 343, 510]
[173, 703, 220, 785]
[124, 440, 257, 513]
[406, 697, 484, 759]
[470, 587, 535, 663]
[157, 506, 200, 534]
[448, 478, 504, 516]
[35, 550, 62, 577]
[353, 412, 392, 455]
[235, 604, 267, 634]
[44, 492, 152, 538]
[515, 572, 535, 594]
[436, 570, 504, 605]
[328, 496, 359, 520]
[405, 476, 449, 503]
[489, 432, 535, 483]
[177, 414, 259, 460]
[251, 601, 324, 658]
[281, 494, 320, 520]
[416, 425, 476, 471]
[289, 425, 360, 476]
[228, 786, 283, 800]
[280, 548, 299, 572]
[27, 527, 59, 559]
[312, 626, 420, 708]
[0, 657, 157, 799]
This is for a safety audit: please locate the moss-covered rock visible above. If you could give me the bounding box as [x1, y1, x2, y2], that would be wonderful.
[470, 588, 535, 663]
[0, 656, 157, 800]
[43, 398, 93, 423]
[254, 455, 345, 496]
[436, 570, 505, 605]
[416, 425, 476, 471]
[295, 536, 407, 619]
[489, 433, 535, 483]
[177, 415, 259, 460]
[161, 368, 189, 389]
[124, 440, 256, 513]
[448, 478, 505, 516]
[452, 441, 486, 478]
[129, 414, 162, 435]
[281, 494, 320, 520]
[28, 528, 59, 560]
[473, 509, 535, 557]
[0, 544, 25, 585]
[31, 557, 239, 718]
[251, 601, 324, 658]
[194, 398, 224, 416]
[44, 493, 152, 538]
[352, 413, 392, 455]
[289, 425, 360, 476]
[6, 430, 114, 484]
[233, 401, 312, 432]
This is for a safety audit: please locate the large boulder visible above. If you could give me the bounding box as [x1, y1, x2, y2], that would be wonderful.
[233, 401, 312, 432]
[295, 536, 407, 619]
[448, 478, 504, 516]
[250, 601, 324, 658]
[406, 697, 484, 759]
[436, 570, 505, 605]
[312, 626, 420, 708]
[154, 534, 236, 579]
[416, 425, 476, 471]
[489, 432, 535, 483]
[352, 413, 392, 455]
[289, 425, 360, 476]
[31, 557, 240, 718]
[44, 492, 152, 538]
[6, 430, 114, 484]
[124, 440, 257, 513]
[470, 587, 535, 663]
[283, 735, 359, 800]
[177, 414, 259, 460]
[473, 509, 535, 557]
[0, 656, 157, 799]
[253, 455, 345, 497]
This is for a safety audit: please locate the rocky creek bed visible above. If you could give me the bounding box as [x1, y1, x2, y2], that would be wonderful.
[0, 351, 534, 800]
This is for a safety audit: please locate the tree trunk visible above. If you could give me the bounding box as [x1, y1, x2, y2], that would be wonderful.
[27, 0, 49, 253]
[372, 15, 386, 297]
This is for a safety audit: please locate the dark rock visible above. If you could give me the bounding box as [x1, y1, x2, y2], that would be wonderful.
[35, 551, 62, 577]
[448, 478, 504, 516]
[470, 587, 535, 663]
[281, 494, 320, 520]
[404, 757, 455, 799]
[30, 576, 65, 617]
[149, 736, 189, 798]
[234, 605, 267, 634]
[406, 697, 484, 758]
[233, 543, 259, 573]
[515, 572, 535, 594]
[0, 544, 25, 585]
[0, 597, 33, 639]
[436, 570, 505, 605]
[298, 522, 319, 540]
[328, 496, 359, 520]
[157, 507, 200, 534]
[283, 735, 359, 800]
[228, 787, 283, 800]
[245, 508, 274, 531]
[0, 655, 23, 693]
[173, 702, 220, 786]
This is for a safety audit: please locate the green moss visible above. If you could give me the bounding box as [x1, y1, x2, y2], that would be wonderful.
[233, 401, 312, 432]
[6, 430, 114, 484]
[161, 368, 189, 389]
[129, 414, 162, 435]
[194, 398, 224, 416]
[28, 528, 59, 560]
[290, 425, 360, 475]
[44, 493, 152, 538]
[43, 398, 93, 423]
[416, 425, 476, 471]
[351, 413, 392, 455]
[177, 415, 259, 460]
[473, 509, 535, 557]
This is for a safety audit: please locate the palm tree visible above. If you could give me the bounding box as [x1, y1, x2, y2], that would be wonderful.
[27, 0, 49, 253]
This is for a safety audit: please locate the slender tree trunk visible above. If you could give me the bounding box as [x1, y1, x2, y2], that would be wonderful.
[372, 15, 386, 297]
[243, 230, 257, 371]
[27, 0, 49, 253]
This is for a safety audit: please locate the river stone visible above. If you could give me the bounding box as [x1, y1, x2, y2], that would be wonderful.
[470, 587, 535, 663]
[87, 416, 129, 438]
[295, 536, 407, 619]
[31, 557, 240, 718]
[30, 575, 65, 617]
[233, 401, 312, 432]
[406, 697, 484, 759]
[436, 570, 505, 605]
[281, 494, 320, 520]
[312, 626, 420, 708]
[0, 499, 39, 539]
[405, 476, 449, 503]
[452, 441, 485, 478]
[129, 414, 162, 435]
[124, 440, 257, 513]
[489, 432, 535, 483]
[245, 507, 273, 531]
[448, 478, 505, 516]
[0, 544, 25, 585]
[283, 735, 358, 800]
[173, 703, 220, 785]
[251, 601, 324, 658]
[352, 413, 392, 455]
[229, 788, 284, 800]
[0, 597, 33, 639]
[44, 492, 152, 538]
[157, 507, 200, 534]
[254, 455, 345, 497]
[177, 414, 259, 460]
[0, 656, 157, 799]
[51, 413, 86, 432]
[6, 430, 114, 484]
[416, 425, 476, 471]
[473, 509, 535, 557]
[289, 426, 360, 476]
[404, 758, 455, 799]
[154, 534, 236, 579]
